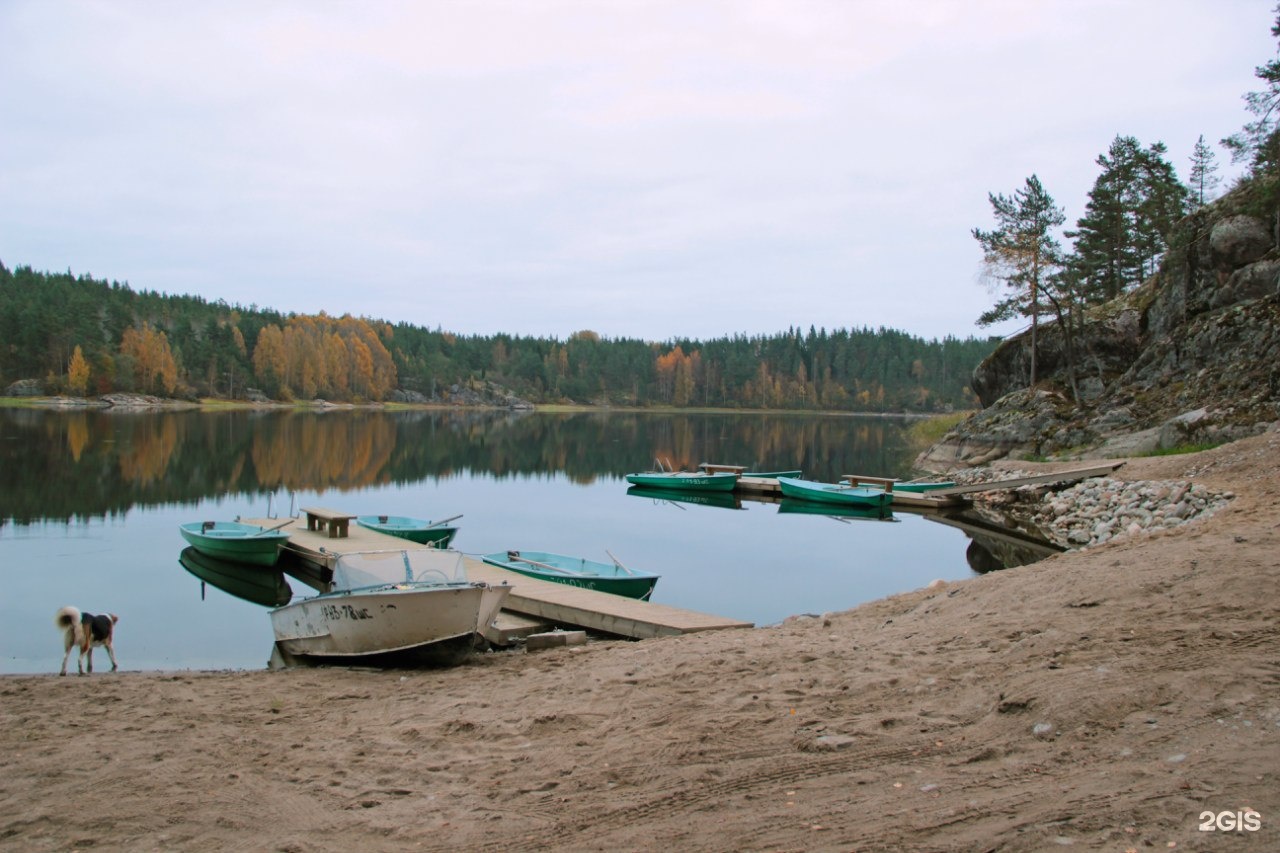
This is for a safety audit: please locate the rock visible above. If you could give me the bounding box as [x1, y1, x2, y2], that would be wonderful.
[525, 630, 587, 651]
[1209, 215, 1273, 270]
[4, 378, 43, 396]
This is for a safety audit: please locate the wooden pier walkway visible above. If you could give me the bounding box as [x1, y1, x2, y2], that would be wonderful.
[243, 513, 753, 642]
[703, 461, 1125, 510]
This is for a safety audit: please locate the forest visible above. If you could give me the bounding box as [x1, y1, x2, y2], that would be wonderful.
[0, 263, 995, 412]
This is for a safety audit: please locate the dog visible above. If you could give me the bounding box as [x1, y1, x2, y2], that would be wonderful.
[55, 606, 119, 676]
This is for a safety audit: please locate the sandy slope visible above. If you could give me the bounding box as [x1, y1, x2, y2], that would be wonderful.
[2, 430, 1278, 852]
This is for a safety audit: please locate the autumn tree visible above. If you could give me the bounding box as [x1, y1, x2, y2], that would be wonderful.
[119, 324, 178, 395]
[67, 345, 90, 396]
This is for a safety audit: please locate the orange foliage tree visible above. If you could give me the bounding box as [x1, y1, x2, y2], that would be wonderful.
[120, 324, 178, 395]
[251, 314, 397, 401]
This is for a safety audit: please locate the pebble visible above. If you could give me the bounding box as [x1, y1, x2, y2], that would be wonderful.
[955, 470, 1233, 551]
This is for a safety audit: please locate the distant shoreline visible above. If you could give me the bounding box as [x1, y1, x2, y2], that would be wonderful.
[0, 394, 971, 420]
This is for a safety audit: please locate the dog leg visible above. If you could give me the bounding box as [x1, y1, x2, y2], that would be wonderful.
[60, 636, 74, 677]
[104, 640, 118, 672]
[85, 645, 93, 675]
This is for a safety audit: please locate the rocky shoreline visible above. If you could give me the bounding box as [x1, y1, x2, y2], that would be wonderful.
[947, 462, 1236, 551]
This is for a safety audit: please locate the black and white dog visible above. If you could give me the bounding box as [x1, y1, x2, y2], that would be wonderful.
[55, 606, 119, 676]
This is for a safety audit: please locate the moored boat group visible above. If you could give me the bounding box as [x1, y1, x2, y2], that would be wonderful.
[178, 505, 664, 666]
[624, 461, 954, 511]
[178, 463, 952, 667]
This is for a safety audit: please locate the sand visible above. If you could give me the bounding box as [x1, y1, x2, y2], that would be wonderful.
[2, 431, 1278, 852]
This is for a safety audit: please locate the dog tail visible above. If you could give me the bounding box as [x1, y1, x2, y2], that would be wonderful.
[55, 606, 81, 630]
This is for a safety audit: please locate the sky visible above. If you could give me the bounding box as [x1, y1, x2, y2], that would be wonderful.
[0, 1, 1273, 344]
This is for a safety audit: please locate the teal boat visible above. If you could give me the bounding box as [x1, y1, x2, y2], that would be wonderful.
[745, 469, 802, 478]
[481, 550, 659, 600]
[623, 471, 738, 492]
[355, 514, 460, 548]
[179, 547, 293, 607]
[178, 520, 291, 567]
[775, 476, 894, 508]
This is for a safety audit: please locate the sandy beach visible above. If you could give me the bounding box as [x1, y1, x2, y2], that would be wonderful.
[2, 430, 1278, 852]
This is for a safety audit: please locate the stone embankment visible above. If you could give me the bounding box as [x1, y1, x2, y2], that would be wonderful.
[946, 467, 1233, 550]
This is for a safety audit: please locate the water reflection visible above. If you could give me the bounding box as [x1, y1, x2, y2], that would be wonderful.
[924, 509, 1065, 573]
[626, 485, 744, 511]
[0, 408, 920, 526]
[178, 546, 292, 607]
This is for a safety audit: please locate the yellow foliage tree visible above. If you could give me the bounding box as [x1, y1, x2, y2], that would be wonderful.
[67, 345, 90, 396]
[120, 324, 178, 395]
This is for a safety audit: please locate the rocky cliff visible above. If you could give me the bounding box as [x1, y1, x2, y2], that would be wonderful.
[919, 187, 1280, 470]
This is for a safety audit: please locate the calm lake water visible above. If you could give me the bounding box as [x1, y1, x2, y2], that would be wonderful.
[0, 408, 1050, 673]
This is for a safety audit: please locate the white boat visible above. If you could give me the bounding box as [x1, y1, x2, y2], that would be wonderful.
[270, 549, 511, 666]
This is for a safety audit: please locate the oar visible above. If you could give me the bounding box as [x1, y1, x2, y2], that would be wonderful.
[605, 549, 637, 576]
[252, 519, 294, 536]
[425, 514, 462, 528]
[506, 553, 591, 577]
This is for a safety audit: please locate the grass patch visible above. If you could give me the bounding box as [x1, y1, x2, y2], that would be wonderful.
[1137, 442, 1223, 457]
[905, 411, 972, 447]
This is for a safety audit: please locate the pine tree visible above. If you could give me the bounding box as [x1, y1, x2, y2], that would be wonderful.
[1067, 136, 1187, 302]
[973, 174, 1066, 387]
[1222, 8, 1280, 172]
[1188, 135, 1222, 210]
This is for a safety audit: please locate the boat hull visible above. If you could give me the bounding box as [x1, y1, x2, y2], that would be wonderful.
[623, 472, 738, 492]
[179, 547, 292, 607]
[270, 583, 510, 663]
[482, 551, 659, 600]
[178, 521, 289, 567]
[355, 516, 458, 547]
[775, 477, 893, 508]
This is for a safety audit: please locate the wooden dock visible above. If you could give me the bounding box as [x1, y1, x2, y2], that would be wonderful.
[243, 514, 753, 642]
[704, 461, 1125, 510]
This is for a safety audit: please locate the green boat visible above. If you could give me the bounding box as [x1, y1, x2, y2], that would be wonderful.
[745, 469, 802, 478]
[355, 514, 460, 548]
[179, 546, 293, 607]
[623, 471, 738, 492]
[775, 476, 894, 508]
[894, 480, 956, 493]
[481, 550, 659, 600]
[178, 520, 291, 567]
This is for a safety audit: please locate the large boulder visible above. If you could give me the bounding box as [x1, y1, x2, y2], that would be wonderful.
[1209, 214, 1273, 269]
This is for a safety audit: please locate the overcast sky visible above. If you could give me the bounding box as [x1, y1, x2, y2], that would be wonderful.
[0, 1, 1272, 343]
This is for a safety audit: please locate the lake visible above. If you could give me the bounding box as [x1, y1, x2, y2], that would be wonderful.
[0, 407, 1049, 673]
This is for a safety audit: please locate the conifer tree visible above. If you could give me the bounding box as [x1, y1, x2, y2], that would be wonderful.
[973, 174, 1065, 387]
[1188, 135, 1222, 210]
[1222, 7, 1280, 172]
[1067, 136, 1187, 302]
